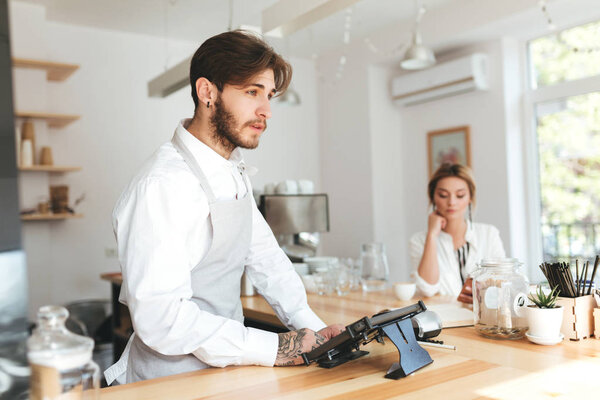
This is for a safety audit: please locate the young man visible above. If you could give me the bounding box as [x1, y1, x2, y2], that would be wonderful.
[104, 31, 343, 385]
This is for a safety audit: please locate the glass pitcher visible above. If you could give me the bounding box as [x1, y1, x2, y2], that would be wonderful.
[360, 243, 390, 291]
[472, 258, 529, 340]
[27, 305, 99, 400]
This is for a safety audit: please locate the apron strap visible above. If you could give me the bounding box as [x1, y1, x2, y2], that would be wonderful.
[171, 134, 217, 204]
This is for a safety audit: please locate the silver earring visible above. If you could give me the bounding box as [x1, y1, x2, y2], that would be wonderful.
[468, 203, 472, 223]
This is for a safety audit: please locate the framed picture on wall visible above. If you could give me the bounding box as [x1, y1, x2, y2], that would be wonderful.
[427, 125, 471, 177]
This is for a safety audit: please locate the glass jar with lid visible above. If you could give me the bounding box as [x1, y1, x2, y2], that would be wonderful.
[27, 305, 99, 400]
[472, 258, 529, 339]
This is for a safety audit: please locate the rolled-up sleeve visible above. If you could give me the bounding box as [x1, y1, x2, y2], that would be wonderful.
[409, 233, 441, 297]
[115, 177, 278, 368]
[244, 198, 326, 332]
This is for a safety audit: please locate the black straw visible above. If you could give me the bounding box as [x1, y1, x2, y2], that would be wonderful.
[576, 260, 580, 297]
[581, 261, 589, 297]
[587, 256, 599, 295]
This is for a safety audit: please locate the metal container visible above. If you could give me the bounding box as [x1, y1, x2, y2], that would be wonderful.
[472, 258, 529, 339]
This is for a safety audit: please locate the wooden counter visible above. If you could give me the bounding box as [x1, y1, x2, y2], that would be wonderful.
[100, 289, 600, 399]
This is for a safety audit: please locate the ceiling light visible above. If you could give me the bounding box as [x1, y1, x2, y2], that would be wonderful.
[401, 31, 436, 70]
[400, 2, 436, 70]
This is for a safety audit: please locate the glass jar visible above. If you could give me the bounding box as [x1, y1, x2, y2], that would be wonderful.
[472, 258, 529, 339]
[27, 305, 99, 400]
[360, 243, 390, 292]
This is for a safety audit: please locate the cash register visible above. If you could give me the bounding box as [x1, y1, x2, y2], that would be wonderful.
[301, 301, 442, 379]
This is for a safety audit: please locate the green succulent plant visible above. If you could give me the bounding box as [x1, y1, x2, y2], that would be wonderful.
[528, 285, 560, 309]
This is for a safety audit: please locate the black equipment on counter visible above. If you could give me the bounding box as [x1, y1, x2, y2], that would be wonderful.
[301, 301, 441, 379]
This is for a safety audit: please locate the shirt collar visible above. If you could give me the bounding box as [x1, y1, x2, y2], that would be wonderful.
[439, 220, 478, 250]
[175, 119, 245, 174]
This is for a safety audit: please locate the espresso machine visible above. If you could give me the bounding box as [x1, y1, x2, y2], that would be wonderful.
[259, 194, 330, 262]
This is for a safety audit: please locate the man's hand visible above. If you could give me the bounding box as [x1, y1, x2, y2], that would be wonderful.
[274, 328, 326, 366]
[457, 277, 473, 304]
[317, 324, 345, 340]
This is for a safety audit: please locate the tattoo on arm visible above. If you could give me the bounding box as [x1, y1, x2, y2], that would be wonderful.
[276, 328, 326, 366]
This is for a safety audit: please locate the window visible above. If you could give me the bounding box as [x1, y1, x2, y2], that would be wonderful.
[530, 20, 600, 89]
[529, 20, 600, 261]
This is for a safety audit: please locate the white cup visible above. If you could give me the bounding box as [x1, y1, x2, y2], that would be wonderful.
[297, 179, 314, 194]
[263, 183, 276, 195]
[275, 180, 298, 195]
[394, 282, 416, 301]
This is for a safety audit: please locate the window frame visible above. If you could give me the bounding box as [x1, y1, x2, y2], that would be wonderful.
[523, 21, 600, 281]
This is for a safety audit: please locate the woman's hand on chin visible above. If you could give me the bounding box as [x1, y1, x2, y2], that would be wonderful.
[427, 211, 446, 237]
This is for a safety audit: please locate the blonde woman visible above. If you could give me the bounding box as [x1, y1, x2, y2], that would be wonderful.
[409, 164, 505, 302]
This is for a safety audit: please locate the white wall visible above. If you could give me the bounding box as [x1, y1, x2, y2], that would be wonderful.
[368, 65, 405, 281]
[316, 50, 374, 261]
[10, 1, 321, 317]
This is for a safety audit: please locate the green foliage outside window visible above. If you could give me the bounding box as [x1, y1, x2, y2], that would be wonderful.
[530, 20, 600, 88]
[530, 20, 600, 259]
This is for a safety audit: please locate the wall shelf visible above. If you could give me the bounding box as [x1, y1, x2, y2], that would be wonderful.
[15, 111, 80, 128]
[12, 58, 79, 81]
[21, 213, 83, 221]
[19, 165, 82, 173]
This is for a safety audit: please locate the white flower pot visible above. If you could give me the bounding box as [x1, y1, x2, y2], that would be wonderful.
[526, 305, 563, 338]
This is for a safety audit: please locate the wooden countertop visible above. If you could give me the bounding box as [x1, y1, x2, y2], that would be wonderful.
[100, 288, 600, 399]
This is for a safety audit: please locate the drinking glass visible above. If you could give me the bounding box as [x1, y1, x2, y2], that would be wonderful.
[314, 266, 334, 295]
[360, 243, 389, 292]
[340, 257, 362, 291]
[334, 265, 352, 296]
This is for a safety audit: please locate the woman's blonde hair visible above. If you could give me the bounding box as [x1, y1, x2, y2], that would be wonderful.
[428, 163, 476, 207]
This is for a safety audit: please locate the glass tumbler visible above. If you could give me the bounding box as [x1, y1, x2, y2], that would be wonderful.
[334, 264, 352, 296]
[360, 243, 390, 292]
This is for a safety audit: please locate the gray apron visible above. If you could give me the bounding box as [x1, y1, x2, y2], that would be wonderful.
[124, 134, 253, 383]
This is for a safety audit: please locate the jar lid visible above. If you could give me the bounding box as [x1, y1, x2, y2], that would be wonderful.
[27, 305, 93, 369]
[479, 258, 523, 268]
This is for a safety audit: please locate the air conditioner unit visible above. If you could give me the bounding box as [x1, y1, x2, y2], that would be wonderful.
[391, 53, 489, 106]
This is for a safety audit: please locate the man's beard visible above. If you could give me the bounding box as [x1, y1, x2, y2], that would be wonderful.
[210, 95, 266, 152]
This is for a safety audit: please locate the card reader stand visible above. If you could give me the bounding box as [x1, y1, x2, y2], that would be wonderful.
[382, 318, 433, 379]
[301, 301, 435, 379]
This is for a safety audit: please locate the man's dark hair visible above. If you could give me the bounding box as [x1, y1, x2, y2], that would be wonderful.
[189, 30, 292, 110]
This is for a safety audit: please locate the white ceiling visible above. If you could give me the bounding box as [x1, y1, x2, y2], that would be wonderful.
[15, 0, 600, 64]
[15, 0, 453, 58]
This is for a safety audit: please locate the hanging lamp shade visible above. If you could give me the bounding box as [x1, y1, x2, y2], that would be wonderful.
[277, 87, 301, 105]
[400, 31, 436, 70]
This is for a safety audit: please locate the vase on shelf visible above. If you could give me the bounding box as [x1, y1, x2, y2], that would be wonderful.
[21, 139, 33, 167]
[40, 146, 54, 166]
[21, 120, 36, 164]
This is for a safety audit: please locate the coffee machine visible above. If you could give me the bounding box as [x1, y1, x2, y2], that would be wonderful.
[259, 194, 329, 262]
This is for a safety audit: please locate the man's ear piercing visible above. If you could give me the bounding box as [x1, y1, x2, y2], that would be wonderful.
[206, 101, 210, 108]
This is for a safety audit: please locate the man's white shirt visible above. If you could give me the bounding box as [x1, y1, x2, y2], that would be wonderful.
[112, 119, 325, 369]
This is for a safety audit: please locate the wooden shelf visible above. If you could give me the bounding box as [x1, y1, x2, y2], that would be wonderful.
[12, 58, 79, 81]
[19, 165, 82, 173]
[15, 111, 80, 128]
[21, 213, 83, 221]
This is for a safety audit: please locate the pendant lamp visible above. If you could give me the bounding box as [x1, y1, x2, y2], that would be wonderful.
[400, 2, 436, 70]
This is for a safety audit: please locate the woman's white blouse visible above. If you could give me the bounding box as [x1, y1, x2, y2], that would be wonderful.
[409, 222, 506, 297]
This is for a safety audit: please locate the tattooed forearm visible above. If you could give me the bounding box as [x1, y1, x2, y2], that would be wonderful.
[275, 328, 326, 366]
